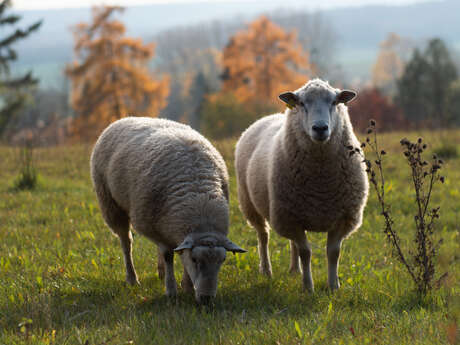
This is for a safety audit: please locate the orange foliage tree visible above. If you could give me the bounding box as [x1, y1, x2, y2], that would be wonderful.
[221, 16, 313, 107]
[372, 33, 412, 94]
[66, 6, 169, 140]
[348, 87, 406, 133]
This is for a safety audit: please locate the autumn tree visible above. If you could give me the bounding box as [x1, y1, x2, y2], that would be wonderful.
[372, 33, 412, 95]
[66, 5, 169, 141]
[0, 0, 41, 136]
[221, 16, 312, 107]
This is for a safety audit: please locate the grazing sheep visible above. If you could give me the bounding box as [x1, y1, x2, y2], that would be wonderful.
[90, 117, 246, 304]
[235, 79, 368, 292]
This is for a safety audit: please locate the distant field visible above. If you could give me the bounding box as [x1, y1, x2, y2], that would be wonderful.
[0, 130, 459, 344]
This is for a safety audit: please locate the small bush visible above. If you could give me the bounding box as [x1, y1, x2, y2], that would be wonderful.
[348, 120, 445, 296]
[14, 145, 38, 190]
[433, 144, 458, 159]
[200, 92, 277, 139]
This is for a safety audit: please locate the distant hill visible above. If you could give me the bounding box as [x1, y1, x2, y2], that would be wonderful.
[9, 0, 460, 88]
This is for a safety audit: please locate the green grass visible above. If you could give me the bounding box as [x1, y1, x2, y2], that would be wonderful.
[0, 131, 459, 345]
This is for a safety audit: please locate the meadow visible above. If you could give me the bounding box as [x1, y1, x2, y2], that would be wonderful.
[0, 130, 459, 345]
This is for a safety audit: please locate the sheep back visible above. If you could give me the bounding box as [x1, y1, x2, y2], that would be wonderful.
[91, 117, 230, 249]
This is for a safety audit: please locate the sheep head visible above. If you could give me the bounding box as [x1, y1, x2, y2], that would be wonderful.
[174, 232, 246, 304]
[279, 79, 356, 143]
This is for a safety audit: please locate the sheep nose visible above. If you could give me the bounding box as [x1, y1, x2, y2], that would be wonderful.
[312, 124, 329, 134]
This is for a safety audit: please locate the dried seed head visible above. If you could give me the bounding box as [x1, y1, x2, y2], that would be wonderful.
[361, 142, 366, 148]
[400, 138, 410, 146]
[370, 119, 376, 126]
[418, 137, 422, 143]
[381, 150, 386, 155]
[367, 128, 373, 134]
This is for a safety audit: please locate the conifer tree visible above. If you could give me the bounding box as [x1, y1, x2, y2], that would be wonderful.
[0, 0, 41, 136]
[396, 38, 457, 127]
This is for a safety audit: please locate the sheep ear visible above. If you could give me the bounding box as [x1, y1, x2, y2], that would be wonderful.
[336, 90, 356, 104]
[279, 92, 299, 109]
[223, 239, 247, 254]
[174, 239, 193, 253]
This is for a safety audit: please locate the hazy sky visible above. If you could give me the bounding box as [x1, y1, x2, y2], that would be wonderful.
[13, 0, 436, 10]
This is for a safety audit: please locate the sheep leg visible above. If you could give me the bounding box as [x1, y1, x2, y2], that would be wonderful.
[289, 240, 300, 274]
[159, 248, 177, 297]
[157, 248, 165, 281]
[255, 223, 272, 276]
[181, 268, 194, 294]
[119, 230, 139, 286]
[327, 231, 344, 291]
[294, 233, 314, 292]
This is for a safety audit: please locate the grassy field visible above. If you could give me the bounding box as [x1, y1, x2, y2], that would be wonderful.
[0, 130, 459, 345]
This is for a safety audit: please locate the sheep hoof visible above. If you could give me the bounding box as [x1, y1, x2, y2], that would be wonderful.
[259, 265, 272, 277]
[166, 289, 177, 298]
[288, 266, 300, 274]
[303, 285, 314, 293]
[328, 282, 340, 291]
[126, 275, 140, 286]
[302, 280, 314, 293]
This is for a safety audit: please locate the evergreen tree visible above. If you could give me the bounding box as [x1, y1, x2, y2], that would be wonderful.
[0, 0, 42, 136]
[188, 71, 212, 130]
[396, 49, 430, 124]
[424, 38, 458, 126]
[396, 38, 457, 127]
[446, 79, 460, 126]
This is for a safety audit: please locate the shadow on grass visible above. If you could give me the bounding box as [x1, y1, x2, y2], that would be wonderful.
[2, 276, 315, 331]
[1, 273, 436, 338]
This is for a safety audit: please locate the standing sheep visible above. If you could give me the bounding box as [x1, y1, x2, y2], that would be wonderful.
[235, 79, 368, 292]
[91, 117, 246, 304]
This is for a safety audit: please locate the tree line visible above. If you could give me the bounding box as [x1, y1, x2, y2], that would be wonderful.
[350, 33, 459, 133]
[1, 2, 459, 143]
